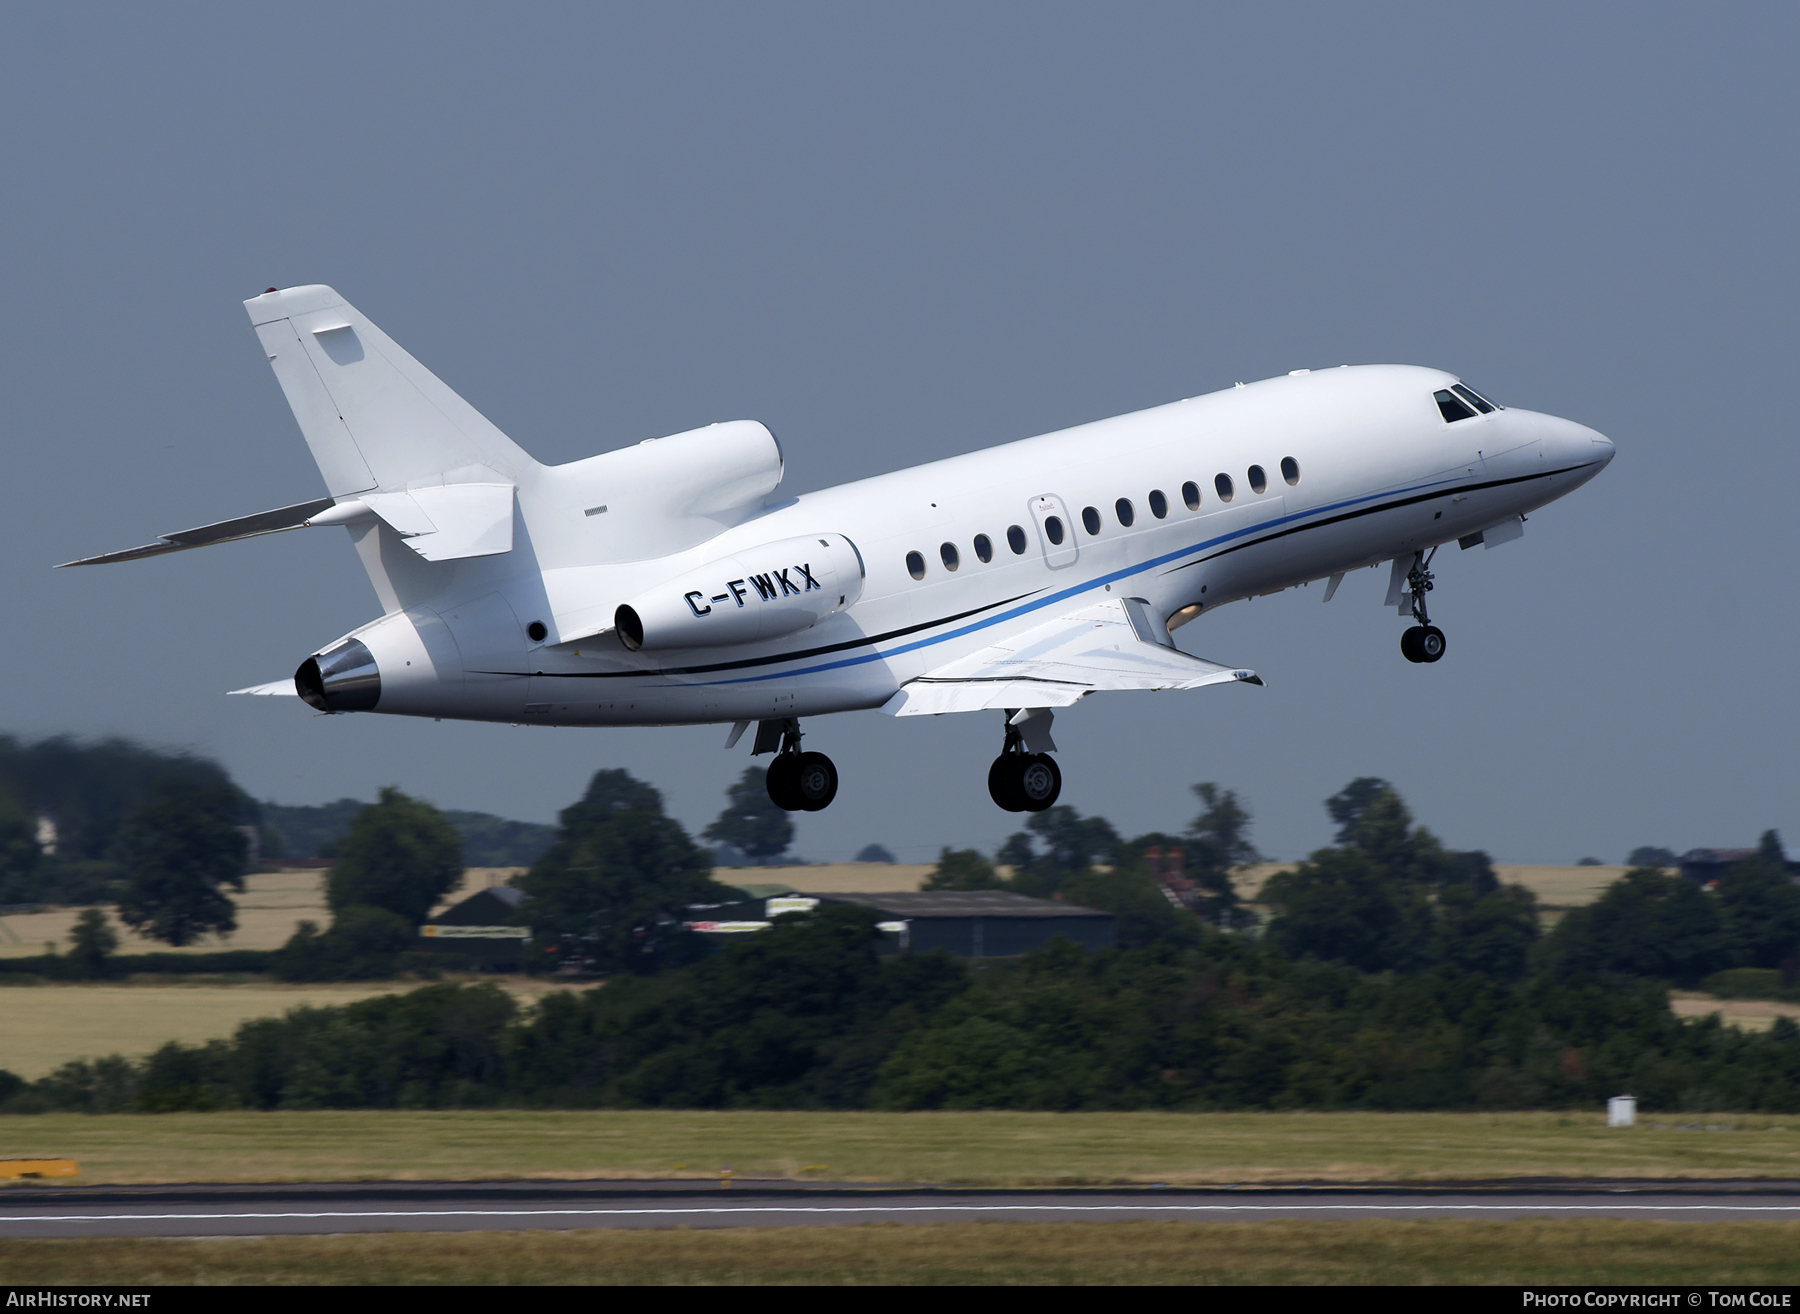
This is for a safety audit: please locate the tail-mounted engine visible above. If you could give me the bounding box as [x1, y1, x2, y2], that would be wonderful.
[295, 637, 381, 711]
[615, 534, 865, 652]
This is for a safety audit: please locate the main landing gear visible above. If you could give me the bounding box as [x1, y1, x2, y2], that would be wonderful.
[988, 709, 1061, 812]
[1399, 548, 1448, 665]
[758, 718, 838, 812]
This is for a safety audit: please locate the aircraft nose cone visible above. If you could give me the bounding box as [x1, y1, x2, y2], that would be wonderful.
[1591, 430, 1616, 464]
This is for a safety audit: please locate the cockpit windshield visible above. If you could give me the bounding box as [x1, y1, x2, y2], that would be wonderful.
[1435, 389, 1476, 422]
[1452, 383, 1498, 413]
[1435, 382, 1502, 423]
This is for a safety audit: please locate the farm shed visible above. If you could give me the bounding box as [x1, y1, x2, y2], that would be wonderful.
[817, 890, 1113, 958]
[419, 884, 529, 968]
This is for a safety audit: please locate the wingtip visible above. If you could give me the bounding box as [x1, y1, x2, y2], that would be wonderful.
[1234, 670, 1265, 686]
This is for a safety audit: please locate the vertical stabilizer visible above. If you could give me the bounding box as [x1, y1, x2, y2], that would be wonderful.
[245, 286, 537, 497]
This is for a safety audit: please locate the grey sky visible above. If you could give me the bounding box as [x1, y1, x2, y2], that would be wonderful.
[4, 4, 1794, 864]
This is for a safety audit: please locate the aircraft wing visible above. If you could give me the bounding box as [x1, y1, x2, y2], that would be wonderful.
[880, 597, 1262, 716]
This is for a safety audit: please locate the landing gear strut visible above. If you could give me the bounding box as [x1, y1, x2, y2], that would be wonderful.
[758, 718, 838, 812]
[987, 710, 1061, 812]
[1399, 548, 1447, 664]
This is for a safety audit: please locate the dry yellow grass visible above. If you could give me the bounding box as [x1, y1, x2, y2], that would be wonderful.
[4, 1110, 1798, 1187]
[0, 978, 574, 1080]
[4, 1220, 1800, 1285]
[1230, 862, 1642, 909]
[1669, 992, 1800, 1033]
[0, 867, 530, 961]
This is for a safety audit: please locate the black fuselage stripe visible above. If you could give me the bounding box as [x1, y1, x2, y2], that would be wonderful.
[477, 591, 1041, 680]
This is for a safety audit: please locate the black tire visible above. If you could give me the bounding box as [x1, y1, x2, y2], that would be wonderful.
[794, 751, 838, 811]
[988, 756, 1025, 811]
[1420, 626, 1446, 663]
[1400, 626, 1425, 663]
[766, 755, 804, 811]
[1017, 754, 1061, 811]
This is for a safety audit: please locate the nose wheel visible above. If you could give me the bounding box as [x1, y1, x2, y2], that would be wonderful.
[1399, 549, 1448, 664]
[1401, 625, 1446, 663]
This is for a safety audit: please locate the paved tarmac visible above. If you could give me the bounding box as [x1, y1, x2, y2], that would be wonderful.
[6, 1179, 1800, 1239]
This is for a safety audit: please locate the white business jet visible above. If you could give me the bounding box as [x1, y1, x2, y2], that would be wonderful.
[65, 286, 1614, 814]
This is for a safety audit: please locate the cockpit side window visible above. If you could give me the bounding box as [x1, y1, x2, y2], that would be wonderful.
[1435, 389, 1476, 423]
[1452, 383, 1497, 414]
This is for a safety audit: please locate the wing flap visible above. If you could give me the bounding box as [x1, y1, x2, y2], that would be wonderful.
[882, 597, 1261, 717]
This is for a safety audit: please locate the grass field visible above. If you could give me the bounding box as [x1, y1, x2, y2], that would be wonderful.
[3, 1110, 1798, 1187]
[4, 1219, 1800, 1285]
[0, 979, 572, 1080]
[0, 867, 527, 959]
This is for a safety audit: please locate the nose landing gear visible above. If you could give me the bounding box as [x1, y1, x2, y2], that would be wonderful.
[987, 709, 1062, 812]
[1398, 549, 1447, 664]
[758, 718, 838, 812]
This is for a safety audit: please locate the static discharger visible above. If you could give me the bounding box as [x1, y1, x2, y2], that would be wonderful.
[0, 1159, 78, 1180]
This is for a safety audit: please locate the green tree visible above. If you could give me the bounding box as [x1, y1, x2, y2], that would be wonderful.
[1264, 845, 1435, 972]
[0, 791, 42, 904]
[517, 769, 730, 973]
[1059, 860, 1201, 951]
[1716, 834, 1800, 970]
[1001, 806, 1119, 897]
[702, 767, 793, 866]
[1541, 867, 1730, 985]
[1325, 776, 1395, 844]
[115, 787, 247, 946]
[273, 906, 415, 982]
[66, 908, 118, 978]
[923, 846, 1005, 891]
[326, 787, 462, 924]
[1188, 782, 1261, 868]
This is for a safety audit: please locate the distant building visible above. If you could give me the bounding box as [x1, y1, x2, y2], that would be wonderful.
[419, 884, 530, 968]
[1678, 849, 1800, 887]
[820, 890, 1114, 957]
[685, 889, 1113, 958]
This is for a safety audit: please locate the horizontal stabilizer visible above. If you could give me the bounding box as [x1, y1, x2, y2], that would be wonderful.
[58, 497, 334, 567]
[881, 597, 1262, 717]
[227, 679, 299, 696]
[325, 482, 515, 561]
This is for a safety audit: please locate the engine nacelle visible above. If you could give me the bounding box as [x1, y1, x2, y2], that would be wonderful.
[615, 533, 865, 651]
[296, 636, 381, 711]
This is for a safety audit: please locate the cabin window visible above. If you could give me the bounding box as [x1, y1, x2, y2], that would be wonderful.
[1114, 498, 1134, 527]
[1452, 383, 1496, 413]
[1007, 524, 1028, 554]
[1281, 456, 1300, 485]
[1182, 481, 1201, 510]
[973, 533, 993, 563]
[1044, 516, 1065, 546]
[1081, 506, 1101, 536]
[905, 550, 926, 580]
[1248, 464, 1267, 494]
[1435, 389, 1476, 423]
[940, 542, 960, 571]
[1148, 489, 1168, 518]
[1214, 473, 1234, 502]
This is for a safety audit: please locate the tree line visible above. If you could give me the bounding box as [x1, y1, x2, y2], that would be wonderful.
[7, 769, 1798, 1113]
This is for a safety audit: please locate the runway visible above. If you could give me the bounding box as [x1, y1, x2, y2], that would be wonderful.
[6, 1180, 1800, 1239]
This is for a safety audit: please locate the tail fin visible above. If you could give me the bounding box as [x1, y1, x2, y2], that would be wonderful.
[245, 285, 537, 497]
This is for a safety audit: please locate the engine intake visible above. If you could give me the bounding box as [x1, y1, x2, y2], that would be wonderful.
[615, 533, 864, 652]
[295, 637, 381, 711]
